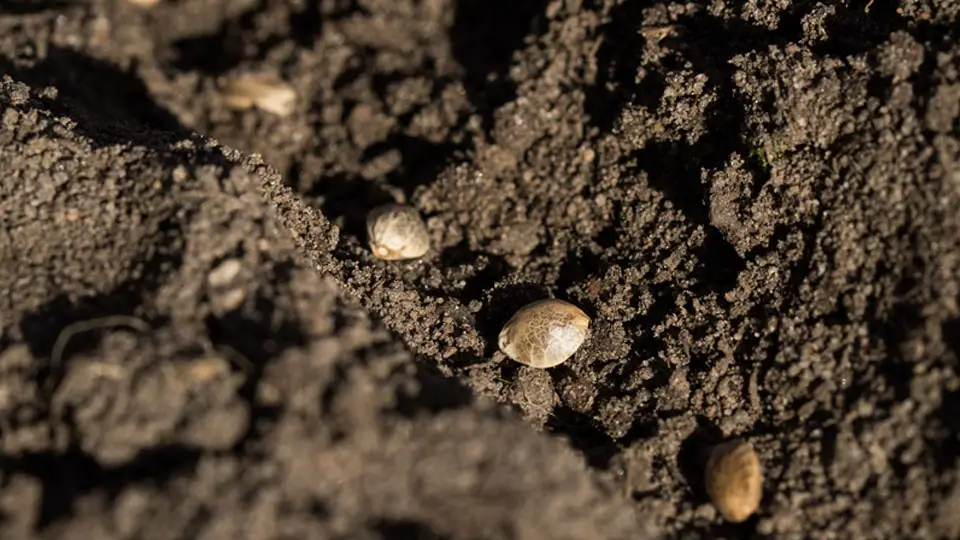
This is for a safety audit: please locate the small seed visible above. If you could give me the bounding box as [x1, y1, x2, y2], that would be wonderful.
[366, 204, 430, 260]
[221, 74, 297, 117]
[705, 439, 763, 523]
[498, 299, 590, 368]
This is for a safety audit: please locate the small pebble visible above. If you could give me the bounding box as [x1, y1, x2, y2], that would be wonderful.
[366, 204, 430, 260]
[498, 299, 590, 368]
[221, 74, 297, 117]
[705, 439, 763, 523]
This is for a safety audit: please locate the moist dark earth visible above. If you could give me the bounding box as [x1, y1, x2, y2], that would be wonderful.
[0, 0, 959, 538]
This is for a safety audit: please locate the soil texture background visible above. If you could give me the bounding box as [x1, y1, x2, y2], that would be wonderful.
[1, 0, 959, 538]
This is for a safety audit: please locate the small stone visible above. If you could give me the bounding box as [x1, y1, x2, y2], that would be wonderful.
[366, 204, 430, 260]
[498, 299, 590, 368]
[705, 439, 763, 523]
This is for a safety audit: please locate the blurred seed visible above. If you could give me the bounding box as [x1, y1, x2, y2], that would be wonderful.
[705, 439, 763, 523]
[182, 356, 231, 383]
[221, 74, 297, 117]
[125, 0, 161, 6]
[366, 204, 430, 260]
[498, 299, 590, 368]
[207, 258, 247, 312]
[207, 259, 243, 288]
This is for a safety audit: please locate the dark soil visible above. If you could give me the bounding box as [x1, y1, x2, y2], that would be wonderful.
[1, 0, 959, 538]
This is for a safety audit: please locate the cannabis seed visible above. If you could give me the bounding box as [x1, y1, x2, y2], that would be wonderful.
[221, 74, 297, 117]
[498, 299, 590, 368]
[705, 439, 763, 523]
[366, 204, 430, 260]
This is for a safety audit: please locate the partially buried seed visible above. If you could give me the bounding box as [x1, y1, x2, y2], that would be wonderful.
[498, 299, 590, 368]
[705, 439, 763, 523]
[366, 204, 430, 260]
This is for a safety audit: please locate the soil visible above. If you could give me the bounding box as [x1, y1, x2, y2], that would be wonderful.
[0, 0, 959, 538]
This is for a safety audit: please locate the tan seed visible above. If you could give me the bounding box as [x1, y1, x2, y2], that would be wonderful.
[221, 74, 297, 117]
[366, 204, 430, 260]
[705, 439, 763, 523]
[498, 299, 590, 368]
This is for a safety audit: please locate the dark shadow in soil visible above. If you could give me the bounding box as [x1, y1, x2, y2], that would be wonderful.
[18, 216, 184, 386]
[204, 261, 308, 439]
[450, 0, 549, 133]
[0, 444, 201, 530]
[676, 418, 725, 500]
[874, 288, 923, 402]
[935, 385, 960, 473]
[545, 406, 622, 469]
[298, 170, 397, 241]
[169, 0, 352, 74]
[0, 0, 77, 15]
[811, 0, 902, 58]
[632, 141, 746, 295]
[583, 0, 649, 132]
[170, 0, 268, 75]
[363, 135, 463, 196]
[556, 249, 607, 296]
[609, 340, 673, 396]
[0, 47, 186, 147]
[929, 316, 960, 472]
[395, 367, 474, 417]
[204, 296, 306, 373]
[375, 518, 449, 540]
[945, 317, 960, 361]
[288, 0, 326, 49]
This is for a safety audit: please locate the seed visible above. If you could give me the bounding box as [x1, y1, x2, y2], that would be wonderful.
[366, 204, 430, 260]
[705, 439, 763, 523]
[498, 299, 590, 368]
[221, 74, 297, 117]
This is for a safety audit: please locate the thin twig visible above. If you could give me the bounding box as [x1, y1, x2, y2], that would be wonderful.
[47, 315, 150, 391]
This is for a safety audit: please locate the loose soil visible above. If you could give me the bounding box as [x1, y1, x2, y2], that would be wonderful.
[1, 0, 959, 538]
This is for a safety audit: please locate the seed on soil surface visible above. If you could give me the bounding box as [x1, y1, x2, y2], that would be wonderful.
[498, 299, 590, 368]
[366, 204, 430, 260]
[705, 439, 763, 523]
[220, 74, 297, 117]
